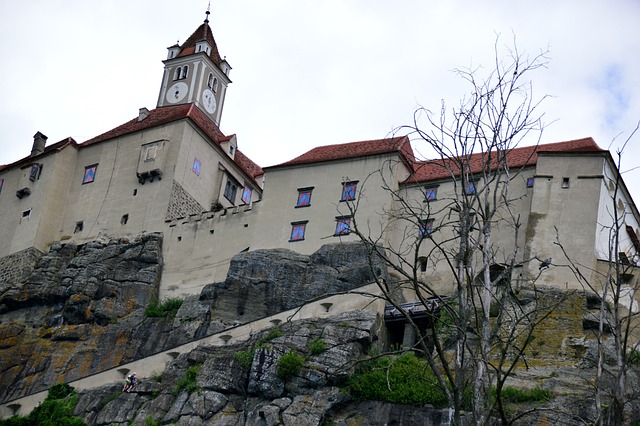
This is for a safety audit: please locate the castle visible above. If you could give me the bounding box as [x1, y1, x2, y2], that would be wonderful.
[0, 12, 639, 305]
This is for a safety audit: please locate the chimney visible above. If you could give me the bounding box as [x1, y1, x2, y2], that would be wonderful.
[31, 132, 48, 157]
[138, 107, 150, 122]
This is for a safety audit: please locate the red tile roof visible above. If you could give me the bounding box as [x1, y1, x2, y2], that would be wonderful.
[177, 22, 223, 66]
[404, 137, 604, 184]
[82, 104, 264, 183]
[268, 136, 415, 169]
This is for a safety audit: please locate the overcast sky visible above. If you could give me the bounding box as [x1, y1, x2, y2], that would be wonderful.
[1, 0, 639, 202]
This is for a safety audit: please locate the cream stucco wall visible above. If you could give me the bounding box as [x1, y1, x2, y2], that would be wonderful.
[251, 154, 411, 254]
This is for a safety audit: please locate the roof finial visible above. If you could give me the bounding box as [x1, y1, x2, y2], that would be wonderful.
[204, 1, 211, 23]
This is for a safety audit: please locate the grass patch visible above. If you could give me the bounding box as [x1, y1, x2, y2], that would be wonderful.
[145, 298, 183, 319]
[256, 328, 283, 349]
[234, 349, 256, 368]
[497, 386, 552, 403]
[345, 352, 448, 407]
[0, 383, 84, 426]
[308, 338, 327, 355]
[277, 350, 305, 380]
[173, 364, 201, 396]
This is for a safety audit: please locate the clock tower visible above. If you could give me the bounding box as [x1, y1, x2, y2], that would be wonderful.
[157, 9, 231, 126]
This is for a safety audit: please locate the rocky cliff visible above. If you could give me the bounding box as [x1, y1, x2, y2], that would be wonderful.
[0, 237, 386, 404]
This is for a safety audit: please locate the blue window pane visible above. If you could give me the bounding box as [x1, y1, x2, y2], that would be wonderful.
[425, 188, 437, 201]
[465, 182, 476, 195]
[335, 218, 350, 235]
[290, 223, 306, 241]
[83, 166, 97, 184]
[527, 177, 534, 188]
[241, 187, 252, 204]
[341, 183, 357, 201]
[297, 190, 312, 207]
[192, 158, 201, 176]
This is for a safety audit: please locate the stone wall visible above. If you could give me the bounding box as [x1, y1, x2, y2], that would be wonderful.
[0, 247, 42, 287]
[165, 180, 206, 221]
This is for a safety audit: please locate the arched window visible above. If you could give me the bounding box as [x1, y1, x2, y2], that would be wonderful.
[207, 73, 214, 89]
[174, 67, 182, 81]
[212, 77, 218, 93]
[181, 66, 188, 79]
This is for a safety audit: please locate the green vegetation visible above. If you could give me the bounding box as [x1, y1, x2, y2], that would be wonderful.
[627, 348, 640, 365]
[345, 352, 448, 407]
[173, 364, 201, 395]
[277, 350, 305, 380]
[497, 386, 552, 403]
[144, 298, 184, 319]
[234, 349, 256, 368]
[256, 327, 283, 349]
[0, 383, 84, 426]
[308, 338, 327, 355]
[144, 416, 161, 426]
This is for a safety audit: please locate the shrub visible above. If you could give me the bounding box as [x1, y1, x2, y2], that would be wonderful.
[174, 364, 201, 395]
[234, 349, 256, 368]
[277, 351, 305, 380]
[0, 384, 84, 426]
[627, 348, 640, 365]
[308, 338, 327, 355]
[497, 386, 552, 403]
[145, 298, 184, 318]
[257, 328, 283, 348]
[345, 352, 447, 407]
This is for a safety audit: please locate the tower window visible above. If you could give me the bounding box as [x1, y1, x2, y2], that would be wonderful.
[174, 67, 182, 81]
[181, 66, 188, 79]
[212, 77, 218, 93]
[207, 73, 214, 89]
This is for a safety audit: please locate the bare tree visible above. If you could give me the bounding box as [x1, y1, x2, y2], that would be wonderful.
[337, 40, 564, 425]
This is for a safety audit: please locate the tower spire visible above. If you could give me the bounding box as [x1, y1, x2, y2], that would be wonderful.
[204, 2, 211, 24]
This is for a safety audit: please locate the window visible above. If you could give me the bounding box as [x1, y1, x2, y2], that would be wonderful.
[212, 77, 218, 93]
[419, 218, 434, 237]
[192, 158, 201, 176]
[425, 186, 438, 202]
[465, 181, 477, 195]
[335, 216, 351, 236]
[20, 209, 31, 223]
[74, 221, 83, 233]
[0, 178, 3, 194]
[174, 67, 182, 81]
[340, 181, 358, 201]
[83, 164, 98, 184]
[229, 145, 234, 155]
[224, 176, 239, 203]
[296, 187, 314, 207]
[290, 221, 308, 242]
[29, 164, 42, 182]
[418, 256, 428, 272]
[207, 73, 214, 88]
[562, 177, 570, 189]
[526, 177, 535, 188]
[181, 66, 188, 79]
[121, 214, 129, 225]
[241, 186, 252, 204]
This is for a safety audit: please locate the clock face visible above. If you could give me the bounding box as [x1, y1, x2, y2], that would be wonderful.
[202, 88, 217, 114]
[166, 82, 188, 104]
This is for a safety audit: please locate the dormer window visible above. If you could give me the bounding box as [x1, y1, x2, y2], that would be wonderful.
[229, 145, 234, 155]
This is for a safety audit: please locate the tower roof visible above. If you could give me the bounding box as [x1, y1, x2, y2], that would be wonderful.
[176, 21, 224, 65]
